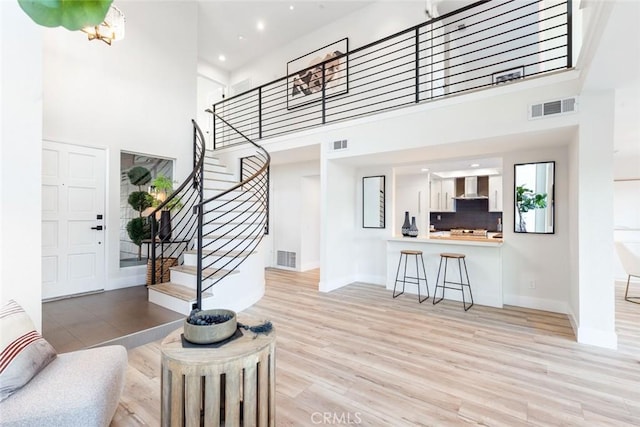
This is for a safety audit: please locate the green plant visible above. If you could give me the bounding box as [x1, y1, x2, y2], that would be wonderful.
[151, 174, 182, 211]
[126, 166, 153, 260]
[516, 185, 547, 232]
[18, 0, 112, 30]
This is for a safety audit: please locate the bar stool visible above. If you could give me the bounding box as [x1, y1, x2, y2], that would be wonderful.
[393, 250, 429, 303]
[433, 252, 473, 311]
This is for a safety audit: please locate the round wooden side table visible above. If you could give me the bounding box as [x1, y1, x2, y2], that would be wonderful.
[160, 315, 276, 427]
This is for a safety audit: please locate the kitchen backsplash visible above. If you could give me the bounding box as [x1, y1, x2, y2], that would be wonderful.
[430, 199, 503, 231]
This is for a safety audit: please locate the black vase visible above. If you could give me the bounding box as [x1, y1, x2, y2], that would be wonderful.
[159, 210, 172, 241]
[408, 216, 418, 237]
[401, 211, 411, 236]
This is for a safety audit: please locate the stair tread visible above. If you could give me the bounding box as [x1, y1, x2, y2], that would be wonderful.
[171, 265, 240, 277]
[147, 283, 212, 301]
[185, 249, 257, 257]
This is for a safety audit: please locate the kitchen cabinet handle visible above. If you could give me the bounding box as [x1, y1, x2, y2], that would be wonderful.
[418, 191, 421, 213]
[494, 190, 498, 209]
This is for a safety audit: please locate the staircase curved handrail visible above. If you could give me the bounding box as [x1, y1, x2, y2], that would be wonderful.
[193, 113, 271, 309]
[146, 120, 206, 285]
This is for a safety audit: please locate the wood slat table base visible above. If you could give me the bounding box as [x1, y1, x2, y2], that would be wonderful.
[160, 318, 276, 427]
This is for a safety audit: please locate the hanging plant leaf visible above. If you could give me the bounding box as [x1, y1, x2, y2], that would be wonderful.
[18, 0, 113, 31]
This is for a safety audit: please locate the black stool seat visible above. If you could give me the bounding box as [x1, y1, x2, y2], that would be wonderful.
[433, 252, 473, 311]
[393, 250, 429, 303]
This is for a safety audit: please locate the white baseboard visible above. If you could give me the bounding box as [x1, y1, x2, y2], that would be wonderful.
[567, 306, 578, 338]
[503, 294, 569, 314]
[319, 275, 357, 293]
[355, 274, 386, 286]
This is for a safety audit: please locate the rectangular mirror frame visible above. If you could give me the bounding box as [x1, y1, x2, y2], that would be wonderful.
[514, 161, 555, 234]
[363, 175, 385, 229]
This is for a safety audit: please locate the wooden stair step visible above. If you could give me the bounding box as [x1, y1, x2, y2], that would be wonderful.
[170, 265, 239, 277]
[147, 283, 212, 301]
[185, 249, 257, 257]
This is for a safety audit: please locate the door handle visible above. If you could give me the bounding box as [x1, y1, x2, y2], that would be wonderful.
[91, 225, 103, 230]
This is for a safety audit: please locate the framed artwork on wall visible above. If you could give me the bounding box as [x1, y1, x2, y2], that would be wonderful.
[287, 38, 349, 110]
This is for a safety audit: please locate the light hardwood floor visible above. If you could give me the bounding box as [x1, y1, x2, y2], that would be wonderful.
[112, 269, 640, 426]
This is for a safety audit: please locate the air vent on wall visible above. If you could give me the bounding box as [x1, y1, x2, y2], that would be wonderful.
[331, 139, 348, 151]
[529, 96, 578, 119]
[276, 250, 296, 269]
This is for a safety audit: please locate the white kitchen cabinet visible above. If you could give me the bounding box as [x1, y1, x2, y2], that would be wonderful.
[430, 178, 455, 212]
[488, 175, 503, 212]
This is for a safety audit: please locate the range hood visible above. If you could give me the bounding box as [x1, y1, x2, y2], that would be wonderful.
[454, 176, 488, 199]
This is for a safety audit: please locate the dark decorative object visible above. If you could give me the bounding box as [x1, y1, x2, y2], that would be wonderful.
[159, 210, 172, 241]
[402, 211, 411, 236]
[408, 216, 419, 237]
[287, 38, 349, 110]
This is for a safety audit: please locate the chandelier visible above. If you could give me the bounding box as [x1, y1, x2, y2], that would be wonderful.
[81, 4, 125, 45]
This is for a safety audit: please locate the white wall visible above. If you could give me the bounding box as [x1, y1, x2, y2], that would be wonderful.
[269, 160, 320, 271]
[355, 166, 393, 285]
[502, 146, 570, 313]
[320, 160, 357, 291]
[575, 89, 617, 349]
[300, 175, 321, 271]
[42, 0, 198, 290]
[230, 1, 426, 88]
[394, 173, 430, 237]
[0, 2, 43, 329]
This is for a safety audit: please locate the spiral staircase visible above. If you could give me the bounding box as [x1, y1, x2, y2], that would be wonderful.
[145, 118, 270, 315]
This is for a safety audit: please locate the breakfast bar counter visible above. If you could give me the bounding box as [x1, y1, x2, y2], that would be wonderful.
[387, 235, 503, 307]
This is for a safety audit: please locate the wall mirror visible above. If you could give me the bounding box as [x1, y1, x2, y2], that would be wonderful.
[514, 161, 555, 234]
[363, 175, 385, 228]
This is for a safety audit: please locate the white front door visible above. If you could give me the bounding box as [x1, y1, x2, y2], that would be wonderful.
[42, 141, 106, 299]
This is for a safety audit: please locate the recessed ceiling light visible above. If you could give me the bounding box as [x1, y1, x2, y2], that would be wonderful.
[256, 21, 265, 31]
[470, 163, 480, 168]
[238, 35, 245, 41]
[289, 5, 294, 11]
[421, 168, 429, 172]
[218, 54, 226, 62]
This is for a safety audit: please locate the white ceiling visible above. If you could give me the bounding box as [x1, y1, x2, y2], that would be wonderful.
[197, 1, 376, 71]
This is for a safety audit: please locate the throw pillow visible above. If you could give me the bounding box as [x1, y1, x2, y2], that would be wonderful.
[0, 300, 57, 402]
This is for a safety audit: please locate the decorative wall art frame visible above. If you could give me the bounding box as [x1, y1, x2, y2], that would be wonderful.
[287, 38, 349, 110]
[492, 66, 525, 85]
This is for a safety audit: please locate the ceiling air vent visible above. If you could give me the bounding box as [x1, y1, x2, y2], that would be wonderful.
[529, 97, 578, 120]
[331, 139, 348, 151]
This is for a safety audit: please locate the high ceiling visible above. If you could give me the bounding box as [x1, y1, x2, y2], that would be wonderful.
[197, 1, 378, 72]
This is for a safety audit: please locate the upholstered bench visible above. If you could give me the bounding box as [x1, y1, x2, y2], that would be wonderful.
[0, 300, 127, 427]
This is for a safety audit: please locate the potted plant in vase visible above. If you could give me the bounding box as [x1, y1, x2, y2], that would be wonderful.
[515, 185, 547, 232]
[151, 174, 182, 241]
[125, 166, 154, 260]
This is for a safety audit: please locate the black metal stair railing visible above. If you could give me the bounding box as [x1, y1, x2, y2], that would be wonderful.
[193, 113, 270, 309]
[212, 0, 572, 149]
[147, 120, 205, 285]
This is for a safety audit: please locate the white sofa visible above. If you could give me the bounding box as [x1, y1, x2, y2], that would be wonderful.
[0, 345, 127, 427]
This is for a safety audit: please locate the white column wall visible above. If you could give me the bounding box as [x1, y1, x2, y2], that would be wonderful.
[0, 2, 43, 329]
[502, 146, 571, 314]
[42, 0, 198, 289]
[575, 90, 617, 349]
[300, 175, 321, 271]
[320, 160, 357, 292]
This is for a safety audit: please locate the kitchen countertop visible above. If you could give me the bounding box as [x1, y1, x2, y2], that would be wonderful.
[388, 231, 503, 246]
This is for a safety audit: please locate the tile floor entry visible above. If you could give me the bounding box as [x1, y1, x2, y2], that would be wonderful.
[42, 286, 183, 353]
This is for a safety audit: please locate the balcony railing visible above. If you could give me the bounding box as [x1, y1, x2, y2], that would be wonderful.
[212, 0, 572, 149]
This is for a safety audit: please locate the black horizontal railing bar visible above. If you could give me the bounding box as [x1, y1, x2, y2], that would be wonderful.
[427, 28, 568, 73]
[213, 0, 491, 109]
[418, 46, 567, 91]
[417, 11, 567, 61]
[213, 0, 570, 147]
[440, 7, 567, 54]
[419, 58, 569, 99]
[199, 116, 271, 208]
